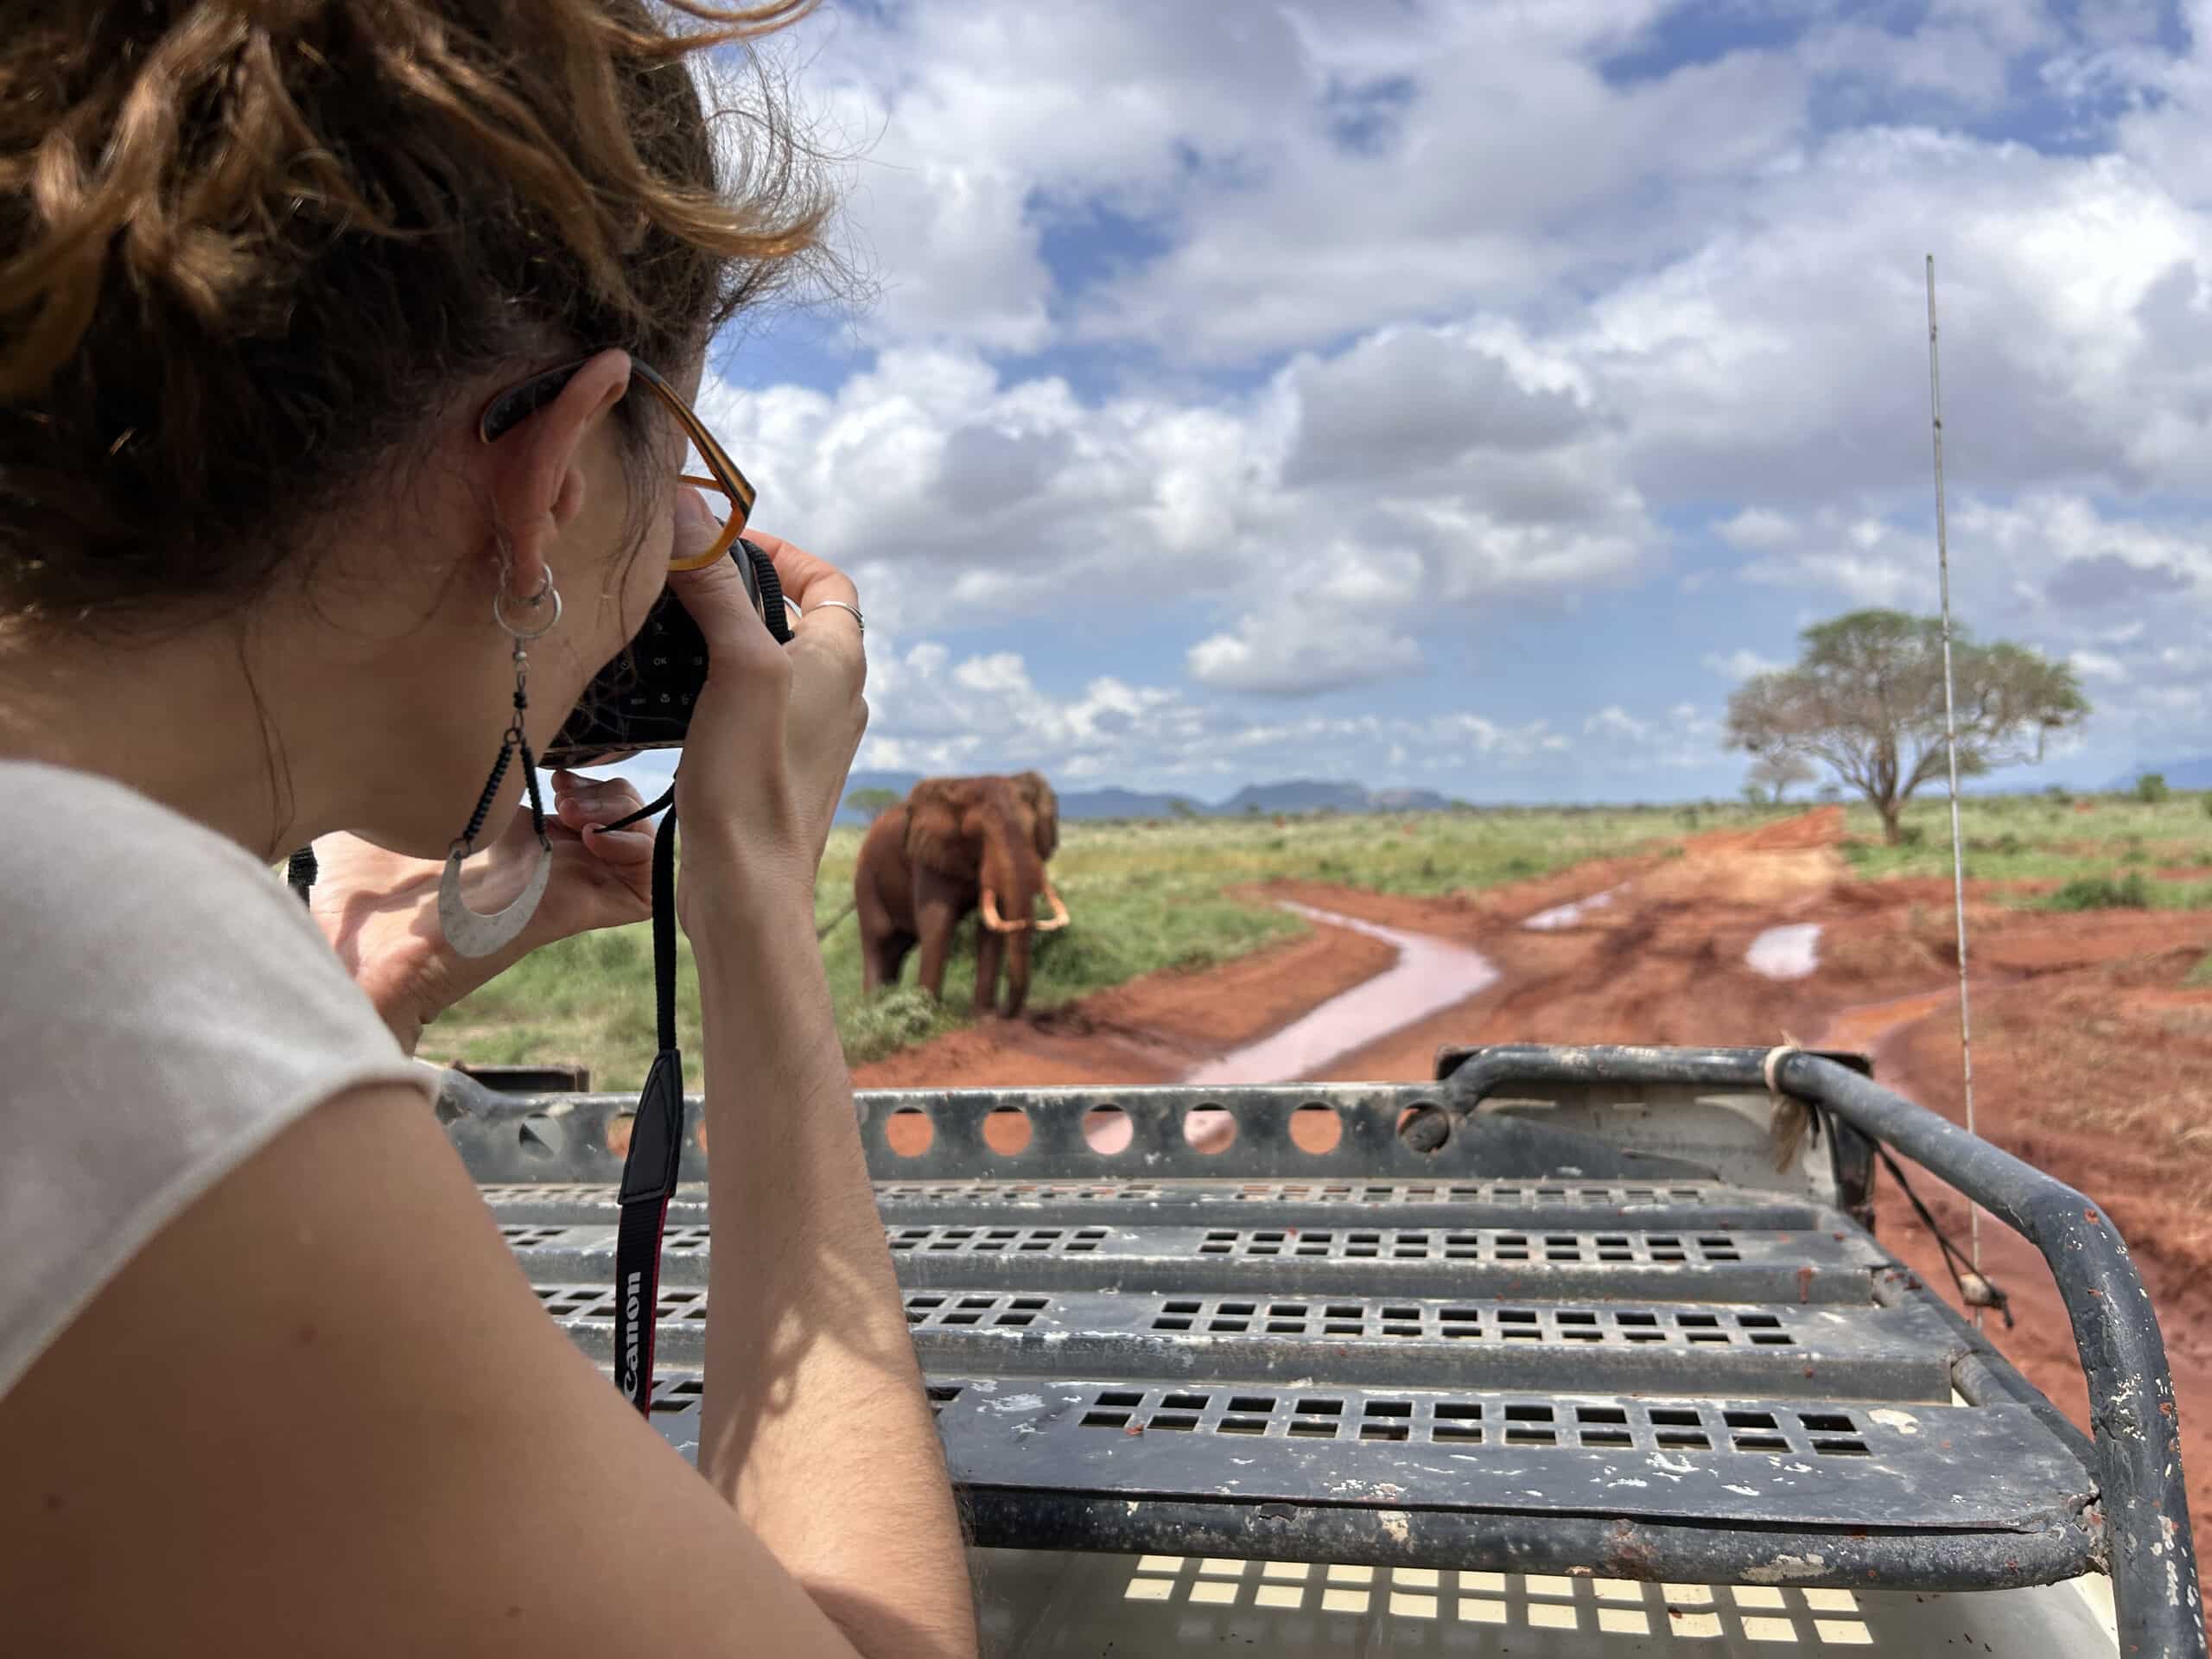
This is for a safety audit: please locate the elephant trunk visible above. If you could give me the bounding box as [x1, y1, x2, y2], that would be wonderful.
[1001, 925, 1034, 1018]
[977, 812, 1047, 1017]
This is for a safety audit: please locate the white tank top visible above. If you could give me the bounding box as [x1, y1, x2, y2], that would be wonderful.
[0, 760, 435, 1400]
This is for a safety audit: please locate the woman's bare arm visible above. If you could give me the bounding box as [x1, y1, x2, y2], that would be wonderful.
[0, 1082, 955, 1657]
[640, 507, 970, 1648]
[688, 886, 975, 1655]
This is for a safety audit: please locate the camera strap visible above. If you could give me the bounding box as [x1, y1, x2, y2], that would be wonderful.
[610, 788, 683, 1413]
[604, 546, 791, 1414]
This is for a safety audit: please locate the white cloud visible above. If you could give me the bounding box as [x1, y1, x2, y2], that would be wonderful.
[704, 1, 2212, 792]
[854, 632, 1582, 790]
[1715, 508, 1797, 551]
[951, 652, 1033, 695]
[1584, 705, 1651, 742]
[1573, 126, 2212, 507]
[703, 321, 1658, 677]
[1073, 7, 1808, 363]
[1578, 698, 1725, 769]
[1285, 324, 1595, 480]
[1185, 607, 1424, 697]
[1702, 647, 1786, 681]
[857, 640, 1197, 779]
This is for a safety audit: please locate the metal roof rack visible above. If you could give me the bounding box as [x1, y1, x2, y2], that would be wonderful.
[443, 1042, 2204, 1658]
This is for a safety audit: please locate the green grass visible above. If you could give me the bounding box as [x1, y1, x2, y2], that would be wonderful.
[429, 789, 2212, 1090]
[2043, 872, 2155, 911]
[433, 803, 1687, 1090]
[1837, 791, 2212, 889]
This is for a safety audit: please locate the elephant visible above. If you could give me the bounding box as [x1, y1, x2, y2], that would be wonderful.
[855, 772, 1068, 1017]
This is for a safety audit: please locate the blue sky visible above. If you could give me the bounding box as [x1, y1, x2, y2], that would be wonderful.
[679, 0, 2212, 803]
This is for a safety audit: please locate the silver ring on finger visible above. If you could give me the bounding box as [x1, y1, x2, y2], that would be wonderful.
[804, 598, 864, 635]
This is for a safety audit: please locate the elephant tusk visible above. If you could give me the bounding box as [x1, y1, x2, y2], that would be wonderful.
[980, 888, 1030, 933]
[1038, 880, 1071, 931]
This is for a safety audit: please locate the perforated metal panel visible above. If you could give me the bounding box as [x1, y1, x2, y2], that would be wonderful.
[456, 1073, 2107, 1598]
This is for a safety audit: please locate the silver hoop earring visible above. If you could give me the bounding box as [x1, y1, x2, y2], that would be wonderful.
[438, 563, 561, 957]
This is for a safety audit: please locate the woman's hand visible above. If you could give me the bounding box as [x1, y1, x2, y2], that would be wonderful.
[308, 772, 657, 1053]
[662, 488, 867, 928]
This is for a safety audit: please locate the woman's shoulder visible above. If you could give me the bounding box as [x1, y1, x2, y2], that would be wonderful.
[0, 760, 435, 1398]
[7, 752, 285, 882]
[1, 756, 416, 1045]
[3, 758, 329, 957]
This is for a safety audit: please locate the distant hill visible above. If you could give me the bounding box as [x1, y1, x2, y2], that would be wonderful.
[838, 772, 1459, 824]
[1057, 787, 1201, 820]
[1370, 785, 1453, 812]
[2104, 758, 2212, 791]
[1208, 779, 1454, 816]
[1217, 779, 1371, 815]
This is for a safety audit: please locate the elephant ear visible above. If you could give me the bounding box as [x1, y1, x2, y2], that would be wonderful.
[1014, 771, 1060, 860]
[905, 778, 983, 880]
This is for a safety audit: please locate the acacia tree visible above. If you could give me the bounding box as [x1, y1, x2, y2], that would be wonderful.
[1747, 752, 1815, 804]
[844, 786, 903, 824]
[1726, 610, 2087, 844]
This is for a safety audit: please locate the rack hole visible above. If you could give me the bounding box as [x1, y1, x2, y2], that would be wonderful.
[1291, 1103, 1343, 1154]
[1082, 1105, 1133, 1154]
[1184, 1106, 1236, 1154]
[982, 1108, 1032, 1155]
[1395, 1103, 1451, 1154]
[886, 1107, 933, 1157]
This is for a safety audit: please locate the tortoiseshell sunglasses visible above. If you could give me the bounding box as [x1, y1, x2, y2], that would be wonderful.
[479, 355, 756, 573]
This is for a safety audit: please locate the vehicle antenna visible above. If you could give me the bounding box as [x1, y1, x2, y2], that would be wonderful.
[1925, 253, 1987, 1325]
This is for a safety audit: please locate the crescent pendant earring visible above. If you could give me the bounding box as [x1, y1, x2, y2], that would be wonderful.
[437, 563, 562, 958]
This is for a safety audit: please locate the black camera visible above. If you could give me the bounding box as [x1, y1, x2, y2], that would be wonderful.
[540, 538, 791, 769]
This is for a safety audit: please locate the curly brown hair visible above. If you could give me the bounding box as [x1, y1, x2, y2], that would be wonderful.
[0, 0, 830, 630]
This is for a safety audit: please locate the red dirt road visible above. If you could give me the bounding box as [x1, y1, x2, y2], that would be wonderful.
[853, 811, 2212, 1546]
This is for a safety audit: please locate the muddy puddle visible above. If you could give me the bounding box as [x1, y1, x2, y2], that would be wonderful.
[1180, 903, 1500, 1086]
[1746, 922, 1822, 980]
[1522, 884, 1624, 930]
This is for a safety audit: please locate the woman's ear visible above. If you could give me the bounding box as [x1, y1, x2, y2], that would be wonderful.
[485, 350, 631, 594]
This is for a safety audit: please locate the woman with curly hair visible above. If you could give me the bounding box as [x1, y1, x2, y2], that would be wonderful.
[0, 4, 973, 1653]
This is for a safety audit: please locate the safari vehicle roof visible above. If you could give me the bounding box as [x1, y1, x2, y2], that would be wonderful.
[442, 1041, 2202, 1657]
